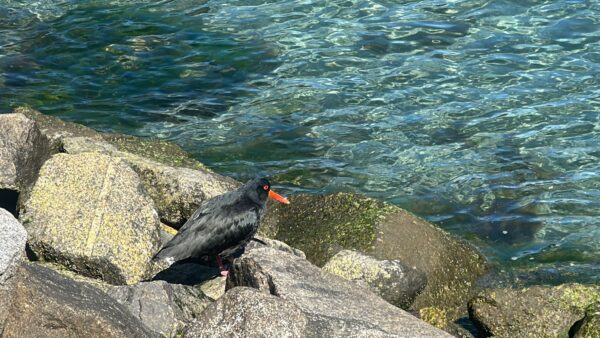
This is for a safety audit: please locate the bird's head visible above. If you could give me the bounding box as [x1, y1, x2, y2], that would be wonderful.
[247, 177, 290, 206]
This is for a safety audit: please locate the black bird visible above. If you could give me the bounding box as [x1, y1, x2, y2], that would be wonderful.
[152, 177, 289, 276]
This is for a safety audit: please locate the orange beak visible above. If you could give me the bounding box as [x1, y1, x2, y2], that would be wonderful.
[268, 190, 290, 205]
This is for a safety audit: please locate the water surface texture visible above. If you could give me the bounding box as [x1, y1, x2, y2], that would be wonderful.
[1, 0, 599, 283]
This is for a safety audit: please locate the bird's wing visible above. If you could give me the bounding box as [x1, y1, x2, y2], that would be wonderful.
[153, 195, 258, 262]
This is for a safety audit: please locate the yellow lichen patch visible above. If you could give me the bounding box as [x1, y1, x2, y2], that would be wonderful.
[161, 223, 178, 236]
[557, 284, 600, 311]
[22, 152, 162, 285]
[419, 307, 447, 330]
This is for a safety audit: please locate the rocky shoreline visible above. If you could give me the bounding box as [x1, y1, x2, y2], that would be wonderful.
[0, 107, 597, 337]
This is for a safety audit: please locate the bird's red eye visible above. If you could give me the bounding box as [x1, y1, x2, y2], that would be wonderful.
[263, 185, 269, 191]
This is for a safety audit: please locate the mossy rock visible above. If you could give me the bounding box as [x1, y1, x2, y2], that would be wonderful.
[468, 283, 600, 337]
[260, 192, 488, 324]
[103, 133, 208, 171]
[21, 152, 162, 285]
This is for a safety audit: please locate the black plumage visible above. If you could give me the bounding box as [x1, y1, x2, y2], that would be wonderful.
[153, 178, 288, 274]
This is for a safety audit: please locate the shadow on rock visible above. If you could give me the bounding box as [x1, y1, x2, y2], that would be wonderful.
[152, 261, 219, 286]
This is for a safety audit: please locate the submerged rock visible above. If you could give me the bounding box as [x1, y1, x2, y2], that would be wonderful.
[3, 263, 158, 338]
[0, 208, 27, 333]
[109, 280, 212, 337]
[21, 152, 162, 285]
[0, 113, 50, 213]
[260, 193, 487, 324]
[227, 247, 452, 337]
[62, 136, 238, 227]
[322, 249, 426, 309]
[184, 287, 309, 338]
[468, 283, 600, 337]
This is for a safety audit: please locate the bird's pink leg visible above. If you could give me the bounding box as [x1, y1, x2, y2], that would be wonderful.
[216, 256, 228, 277]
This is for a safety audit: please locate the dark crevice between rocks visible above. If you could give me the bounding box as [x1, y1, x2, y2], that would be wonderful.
[568, 315, 586, 338]
[25, 243, 39, 261]
[0, 189, 19, 217]
[454, 316, 483, 338]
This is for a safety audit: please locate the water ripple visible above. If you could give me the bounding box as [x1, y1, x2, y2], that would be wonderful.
[1, 0, 599, 283]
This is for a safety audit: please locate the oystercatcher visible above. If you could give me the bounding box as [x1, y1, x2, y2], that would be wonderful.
[152, 177, 289, 276]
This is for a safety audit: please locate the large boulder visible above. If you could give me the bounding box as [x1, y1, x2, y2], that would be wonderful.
[3, 263, 158, 338]
[0, 113, 50, 213]
[62, 136, 239, 227]
[322, 249, 426, 309]
[260, 193, 488, 323]
[185, 287, 309, 338]
[468, 283, 600, 337]
[20, 152, 162, 284]
[109, 280, 212, 337]
[0, 208, 27, 334]
[227, 247, 452, 337]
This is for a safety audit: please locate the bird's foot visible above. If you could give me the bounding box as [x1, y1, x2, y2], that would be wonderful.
[216, 255, 229, 278]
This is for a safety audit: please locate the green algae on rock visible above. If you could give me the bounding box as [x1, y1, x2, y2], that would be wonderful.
[260, 192, 488, 326]
[103, 133, 209, 171]
[21, 152, 162, 285]
[260, 193, 393, 265]
[468, 283, 600, 338]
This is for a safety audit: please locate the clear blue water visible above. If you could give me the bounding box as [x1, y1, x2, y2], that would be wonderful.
[1, 0, 599, 284]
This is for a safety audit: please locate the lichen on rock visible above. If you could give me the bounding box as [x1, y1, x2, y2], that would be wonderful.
[323, 249, 427, 309]
[261, 192, 488, 326]
[21, 152, 162, 285]
[468, 283, 600, 337]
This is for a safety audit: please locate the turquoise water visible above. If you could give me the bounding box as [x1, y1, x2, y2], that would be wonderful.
[1, 0, 599, 283]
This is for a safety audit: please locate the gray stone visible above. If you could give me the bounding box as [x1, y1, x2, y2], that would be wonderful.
[62, 136, 239, 227]
[260, 192, 487, 326]
[468, 283, 600, 338]
[323, 249, 426, 309]
[3, 263, 158, 338]
[109, 280, 212, 337]
[20, 152, 162, 285]
[0, 208, 27, 334]
[227, 247, 452, 337]
[198, 276, 226, 301]
[14, 106, 102, 151]
[246, 235, 306, 259]
[0, 113, 50, 209]
[185, 287, 309, 338]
